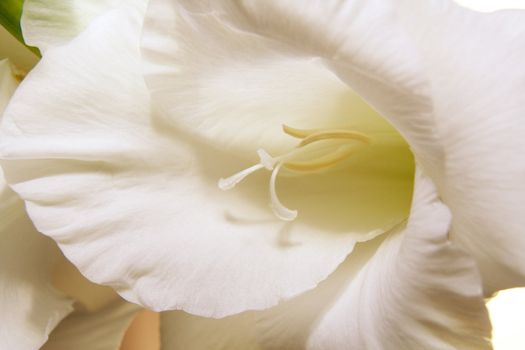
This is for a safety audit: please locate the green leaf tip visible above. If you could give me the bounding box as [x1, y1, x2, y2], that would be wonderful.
[0, 0, 41, 56]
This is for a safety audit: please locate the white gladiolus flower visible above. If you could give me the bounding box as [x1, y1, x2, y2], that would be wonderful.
[1, 0, 524, 348]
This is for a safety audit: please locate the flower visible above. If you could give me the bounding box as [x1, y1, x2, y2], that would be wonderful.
[0, 59, 143, 350]
[1, 0, 524, 348]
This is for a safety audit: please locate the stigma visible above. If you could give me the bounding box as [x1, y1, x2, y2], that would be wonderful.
[218, 125, 371, 221]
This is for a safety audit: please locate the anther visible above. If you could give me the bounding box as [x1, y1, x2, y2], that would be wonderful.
[299, 129, 370, 147]
[283, 145, 355, 172]
[282, 124, 325, 139]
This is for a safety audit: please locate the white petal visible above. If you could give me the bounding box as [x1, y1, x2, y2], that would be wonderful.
[21, 0, 147, 51]
[0, 188, 74, 350]
[0, 7, 414, 318]
[41, 300, 141, 350]
[394, 0, 525, 294]
[0, 60, 74, 350]
[159, 171, 491, 350]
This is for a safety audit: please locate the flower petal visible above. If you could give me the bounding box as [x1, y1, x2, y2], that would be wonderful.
[21, 0, 147, 51]
[394, 0, 525, 294]
[141, 0, 409, 155]
[141, 1, 439, 173]
[41, 299, 141, 350]
[0, 59, 74, 350]
[0, 7, 404, 318]
[159, 171, 491, 349]
[0, 183, 74, 350]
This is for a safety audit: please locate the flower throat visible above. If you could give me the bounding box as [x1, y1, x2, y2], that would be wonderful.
[218, 125, 371, 221]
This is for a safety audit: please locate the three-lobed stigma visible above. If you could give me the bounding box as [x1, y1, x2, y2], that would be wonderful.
[218, 124, 371, 221]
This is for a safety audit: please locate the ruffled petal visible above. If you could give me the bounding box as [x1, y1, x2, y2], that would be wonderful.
[0, 7, 406, 317]
[394, 0, 525, 294]
[0, 59, 74, 350]
[159, 171, 491, 350]
[41, 299, 141, 350]
[21, 0, 147, 51]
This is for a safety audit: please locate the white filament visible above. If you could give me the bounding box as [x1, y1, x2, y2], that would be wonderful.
[218, 148, 276, 191]
[269, 163, 298, 221]
[218, 163, 265, 190]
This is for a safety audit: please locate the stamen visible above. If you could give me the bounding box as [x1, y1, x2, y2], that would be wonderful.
[218, 125, 371, 221]
[283, 145, 355, 172]
[269, 163, 298, 221]
[282, 124, 325, 139]
[299, 129, 370, 147]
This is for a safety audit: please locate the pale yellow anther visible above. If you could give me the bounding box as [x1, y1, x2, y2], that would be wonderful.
[284, 145, 355, 172]
[282, 124, 326, 138]
[299, 129, 370, 147]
